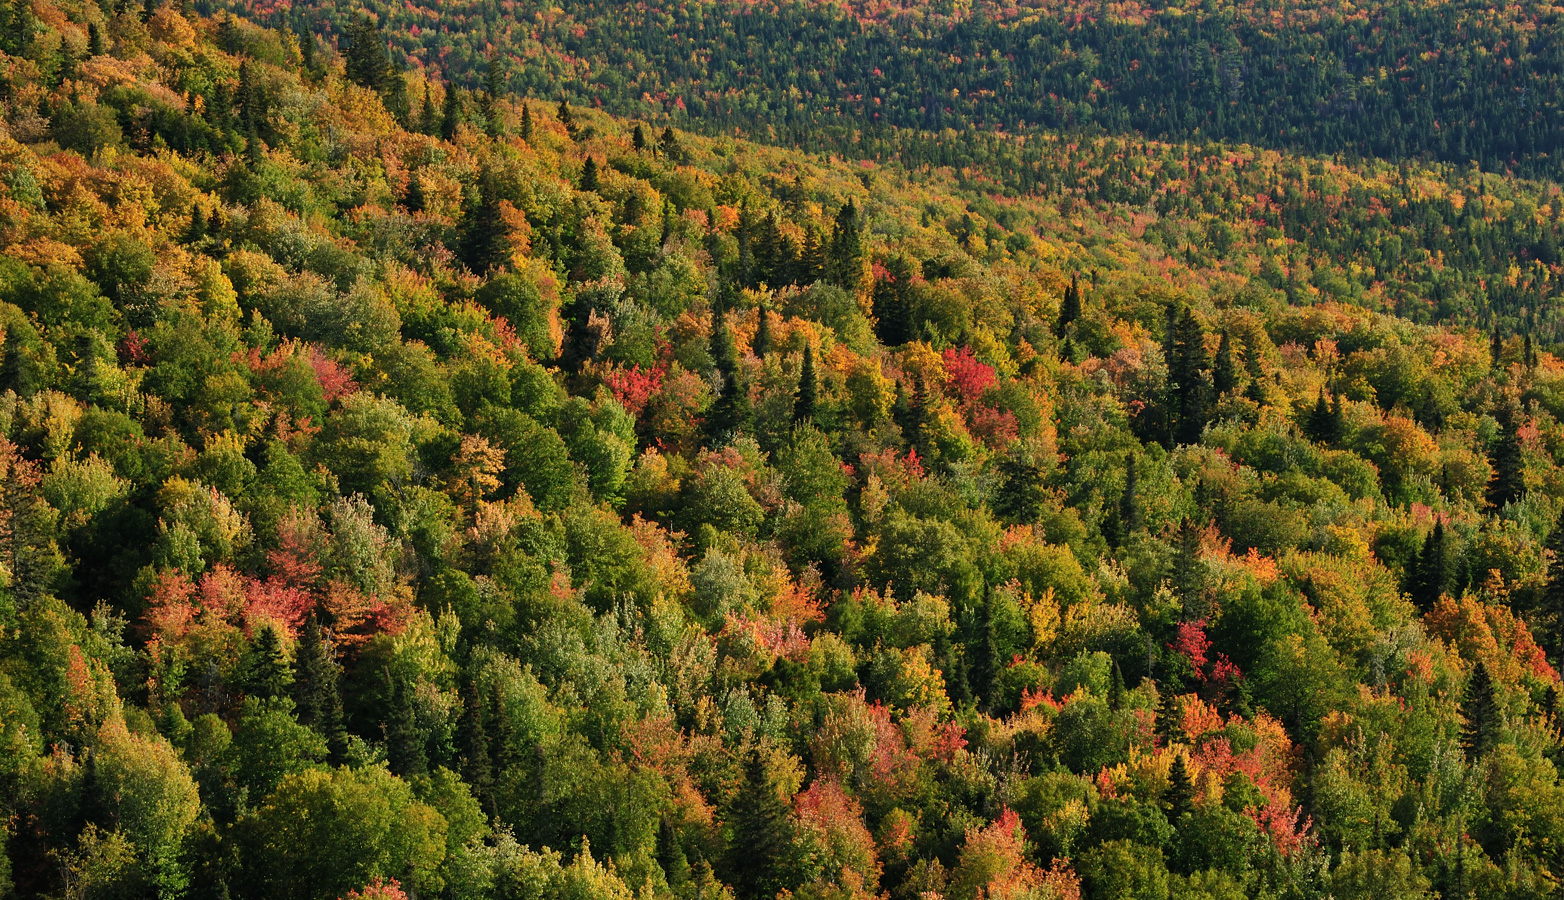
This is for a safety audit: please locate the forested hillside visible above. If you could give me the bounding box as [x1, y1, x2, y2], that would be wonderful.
[4, 2, 1564, 900]
[221, 0, 1564, 181]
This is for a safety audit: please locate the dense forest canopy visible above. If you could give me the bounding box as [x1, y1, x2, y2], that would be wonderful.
[3, 1, 1564, 900]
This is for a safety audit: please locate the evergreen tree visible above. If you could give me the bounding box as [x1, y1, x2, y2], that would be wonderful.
[457, 681, 495, 816]
[1488, 402, 1525, 509]
[88, 22, 104, 57]
[826, 200, 864, 290]
[706, 311, 749, 442]
[580, 155, 600, 193]
[419, 84, 437, 136]
[753, 305, 772, 360]
[658, 125, 681, 160]
[458, 169, 510, 274]
[724, 748, 797, 900]
[1119, 456, 1142, 538]
[299, 25, 316, 74]
[141, 0, 154, 23]
[293, 614, 348, 763]
[1542, 507, 1564, 665]
[558, 99, 576, 136]
[1525, 332, 1538, 369]
[185, 203, 207, 244]
[1213, 330, 1238, 396]
[1164, 752, 1194, 822]
[1409, 519, 1450, 611]
[794, 343, 818, 424]
[385, 673, 428, 777]
[440, 86, 461, 141]
[1491, 329, 1504, 370]
[1055, 273, 1081, 337]
[238, 623, 292, 700]
[1167, 304, 1213, 446]
[1155, 686, 1182, 748]
[1459, 660, 1500, 759]
[633, 123, 648, 153]
[519, 101, 533, 140]
[343, 14, 390, 93]
[995, 449, 1047, 525]
[657, 816, 691, 889]
[483, 51, 505, 136]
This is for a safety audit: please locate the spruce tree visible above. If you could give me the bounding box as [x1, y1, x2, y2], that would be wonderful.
[724, 748, 796, 900]
[753, 306, 772, 360]
[420, 84, 437, 136]
[1409, 520, 1449, 611]
[1164, 752, 1194, 822]
[440, 86, 462, 141]
[579, 155, 600, 193]
[1155, 686, 1182, 748]
[658, 815, 691, 889]
[458, 169, 510, 274]
[519, 101, 533, 140]
[299, 25, 316, 75]
[1491, 330, 1504, 370]
[794, 343, 818, 424]
[1120, 456, 1142, 538]
[1542, 507, 1564, 665]
[1167, 304, 1213, 446]
[1055, 273, 1081, 337]
[457, 681, 495, 816]
[385, 673, 428, 777]
[706, 311, 749, 442]
[826, 200, 864, 290]
[293, 614, 348, 763]
[633, 123, 648, 153]
[1213, 330, 1238, 396]
[658, 125, 681, 160]
[1459, 660, 1500, 759]
[557, 99, 576, 136]
[238, 623, 292, 700]
[1487, 402, 1525, 509]
[344, 14, 389, 93]
[483, 52, 505, 137]
[996, 450, 1047, 525]
[88, 22, 104, 56]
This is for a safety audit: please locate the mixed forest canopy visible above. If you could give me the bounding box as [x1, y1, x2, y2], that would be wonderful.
[3, 1, 1564, 900]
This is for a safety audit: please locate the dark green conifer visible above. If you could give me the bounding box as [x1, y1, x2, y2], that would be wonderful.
[457, 681, 495, 816]
[1055, 273, 1081, 337]
[753, 305, 772, 360]
[440, 86, 461, 141]
[292, 613, 348, 763]
[724, 748, 796, 900]
[385, 673, 428, 777]
[238, 623, 292, 700]
[1459, 660, 1500, 759]
[1409, 519, 1450, 611]
[794, 343, 818, 424]
[1164, 752, 1194, 822]
[519, 101, 533, 140]
[1213, 330, 1238, 396]
[579, 155, 600, 193]
[633, 122, 648, 153]
[1488, 402, 1525, 509]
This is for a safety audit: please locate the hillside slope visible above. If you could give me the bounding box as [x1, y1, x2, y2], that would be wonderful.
[2, 3, 1564, 900]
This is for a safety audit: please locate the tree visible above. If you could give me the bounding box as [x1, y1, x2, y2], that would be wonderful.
[1459, 660, 1500, 759]
[419, 84, 437, 136]
[456, 682, 494, 817]
[724, 748, 800, 900]
[794, 343, 818, 424]
[1164, 752, 1194, 823]
[1166, 304, 1213, 446]
[239, 623, 293, 700]
[1487, 402, 1524, 509]
[826, 200, 864, 290]
[1212, 330, 1238, 396]
[520, 102, 533, 140]
[1055, 274, 1081, 337]
[633, 123, 648, 152]
[558, 99, 577, 136]
[483, 51, 505, 135]
[706, 311, 749, 442]
[580, 156, 600, 193]
[1120, 456, 1143, 538]
[440, 87, 461, 141]
[1542, 508, 1564, 665]
[293, 614, 348, 763]
[458, 169, 510, 274]
[385, 673, 428, 777]
[344, 15, 390, 93]
[753, 305, 772, 359]
[1408, 520, 1449, 611]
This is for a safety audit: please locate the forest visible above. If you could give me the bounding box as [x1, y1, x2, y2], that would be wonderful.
[3, 1, 1564, 899]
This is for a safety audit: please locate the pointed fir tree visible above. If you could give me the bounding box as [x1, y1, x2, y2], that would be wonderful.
[753, 305, 772, 360]
[557, 99, 576, 136]
[293, 613, 348, 763]
[1213, 330, 1239, 396]
[141, 0, 154, 23]
[633, 122, 648, 153]
[1409, 519, 1450, 611]
[238, 622, 292, 700]
[724, 748, 796, 900]
[457, 681, 495, 816]
[88, 22, 104, 56]
[1488, 402, 1525, 510]
[706, 311, 749, 442]
[1155, 686, 1182, 748]
[343, 14, 389, 93]
[385, 673, 428, 777]
[185, 203, 207, 244]
[519, 101, 533, 140]
[1167, 304, 1213, 446]
[299, 24, 316, 75]
[1164, 752, 1194, 822]
[1491, 330, 1504, 371]
[1120, 456, 1143, 538]
[996, 449, 1047, 525]
[579, 155, 600, 193]
[658, 815, 691, 889]
[420, 83, 437, 136]
[794, 343, 818, 424]
[1055, 273, 1081, 338]
[1543, 507, 1564, 665]
[440, 86, 461, 141]
[1459, 660, 1500, 760]
[483, 52, 505, 137]
[458, 168, 510, 274]
[658, 125, 681, 161]
[826, 200, 864, 290]
[1526, 332, 1538, 369]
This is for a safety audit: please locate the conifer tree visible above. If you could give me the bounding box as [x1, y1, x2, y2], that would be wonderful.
[420, 84, 437, 136]
[299, 24, 316, 74]
[580, 155, 600, 193]
[558, 99, 576, 136]
[1120, 456, 1142, 538]
[483, 51, 504, 136]
[344, 14, 390, 93]
[1491, 330, 1504, 370]
[826, 200, 864, 290]
[1459, 660, 1500, 759]
[88, 22, 104, 56]
[440, 86, 461, 141]
[385, 673, 428, 777]
[633, 123, 648, 153]
[1488, 402, 1525, 509]
[724, 748, 796, 900]
[1213, 330, 1238, 396]
[519, 101, 533, 140]
[1055, 273, 1081, 337]
[794, 343, 818, 424]
[996, 449, 1047, 525]
[1166, 304, 1213, 446]
[1542, 507, 1564, 664]
[706, 311, 749, 442]
[457, 681, 495, 816]
[293, 613, 348, 763]
[753, 305, 772, 360]
[238, 623, 292, 700]
[658, 125, 681, 160]
[459, 168, 509, 274]
[1155, 686, 1182, 748]
[658, 816, 691, 889]
[1409, 519, 1450, 611]
[1164, 752, 1194, 822]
